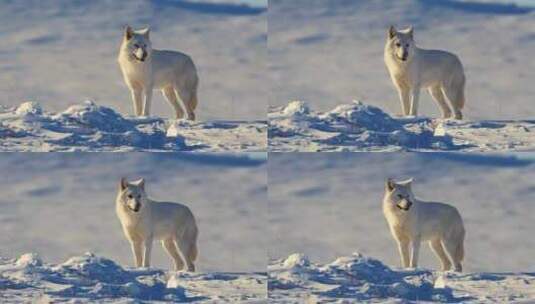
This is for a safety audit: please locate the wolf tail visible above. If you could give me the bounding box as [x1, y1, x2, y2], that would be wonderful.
[455, 228, 465, 262]
[190, 91, 199, 111]
[188, 71, 199, 111]
[188, 221, 199, 262]
[457, 75, 466, 110]
[456, 239, 464, 262]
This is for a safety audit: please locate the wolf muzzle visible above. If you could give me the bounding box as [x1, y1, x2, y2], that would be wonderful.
[133, 49, 148, 62]
[128, 202, 141, 212]
[396, 200, 412, 211]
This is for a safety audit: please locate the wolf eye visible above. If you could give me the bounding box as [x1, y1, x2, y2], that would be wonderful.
[395, 43, 401, 47]
[127, 194, 133, 199]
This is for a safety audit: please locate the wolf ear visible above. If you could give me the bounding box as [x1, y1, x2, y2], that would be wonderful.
[139, 178, 145, 190]
[120, 177, 128, 191]
[388, 25, 396, 40]
[133, 178, 145, 190]
[139, 27, 150, 39]
[407, 26, 414, 39]
[125, 25, 134, 40]
[398, 178, 414, 188]
[386, 178, 395, 192]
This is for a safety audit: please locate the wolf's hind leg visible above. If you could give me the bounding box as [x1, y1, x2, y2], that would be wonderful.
[429, 86, 452, 118]
[429, 239, 452, 271]
[162, 88, 185, 119]
[162, 239, 185, 271]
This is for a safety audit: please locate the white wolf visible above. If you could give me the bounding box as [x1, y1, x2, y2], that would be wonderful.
[118, 26, 199, 120]
[116, 178, 199, 271]
[384, 26, 466, 119]
[382, 178, 465, 272]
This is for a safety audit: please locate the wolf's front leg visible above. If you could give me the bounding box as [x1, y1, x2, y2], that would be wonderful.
[142, 87, 153, 116]
[410, 237, 421, 268]
[409, 88, 420, 116]
[130, 240, 143, 267]
[142, 238, 153, 268]
[130, 89, 143, 116]
[396, 239, 410, 268]
[397, 88, 411, 116]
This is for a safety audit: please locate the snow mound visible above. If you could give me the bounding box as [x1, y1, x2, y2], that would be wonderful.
[0, 253, 266, 303]
[269, 253, 535, 303]
[269, 101, 535, 152]
[0, 101, 267, 152]
[269, 101, 457, 152]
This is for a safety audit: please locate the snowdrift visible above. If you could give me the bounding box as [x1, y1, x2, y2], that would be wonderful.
[0, 253, 266, 303]
[269, 101, 535, 152]
[269, 253, 535, 303]
[0, 101, 266, 152]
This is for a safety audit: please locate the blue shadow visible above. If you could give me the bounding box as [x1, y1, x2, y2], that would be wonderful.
[418, 0, 533, 15]
[153, 0, 266, 15]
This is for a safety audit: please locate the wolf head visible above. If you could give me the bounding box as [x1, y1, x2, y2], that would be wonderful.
[122, 26, 152, 62]
[384, 178, 415, 211]
[118, 177, 148, 213]
[385, 26, 414, 63]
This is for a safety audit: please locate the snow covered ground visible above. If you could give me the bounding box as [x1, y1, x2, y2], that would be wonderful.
[269, 100, 535, 152]
[0, 253, 266, 303]
[268, 152, 535, 302]
[269, 0, 535, 121]
[269, 253, 535, 303]
[0, 0, 266, 121]
[0, 101, 266, 152]
[0, 153, 267, 302]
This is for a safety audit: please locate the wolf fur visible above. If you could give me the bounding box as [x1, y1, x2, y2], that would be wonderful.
[382, 178, 465, 272]
[116, 178, 199, 271]
[384, 26, 466, 119]
[118, 26, 199, 120]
